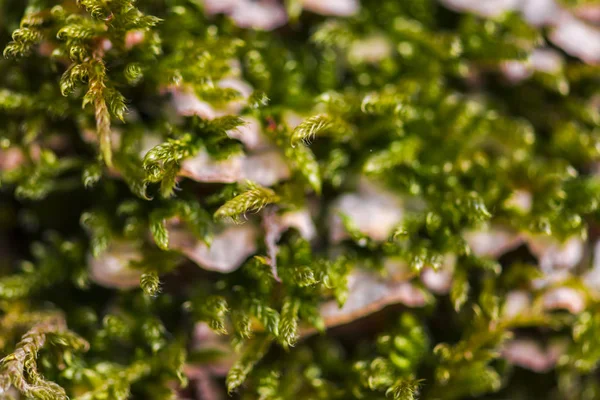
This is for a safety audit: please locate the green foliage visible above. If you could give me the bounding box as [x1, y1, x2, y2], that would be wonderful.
[278, 296, 300, 348]
[149, 198, 212, 250]
[1, 0, 600, 399]
[143, 116, 246, 198]
[290, 114, 351, 145]
[560, 306, 600, 374]
[450, 268, 469, 312]
[80, 211, 112, 257]
[140, 271, 161, 297]
[214, 182, 280, 222]
[285, 144, 322, 195]
[190, 295, 230, 335]
[353, 314, 429, 398]
[143, 134, 197, 198]
[1, 150, 80, 201]
[226, 336, 272, 394]
[386, 379, 423, 400]
[0, 234, 86, 300]
[0, 315, 89, 400]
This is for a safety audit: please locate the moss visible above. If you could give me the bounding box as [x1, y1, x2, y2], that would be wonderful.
[1, 0, 600, 399]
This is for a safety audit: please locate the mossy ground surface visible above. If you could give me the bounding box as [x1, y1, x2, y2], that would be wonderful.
[1, 1, 600, 399]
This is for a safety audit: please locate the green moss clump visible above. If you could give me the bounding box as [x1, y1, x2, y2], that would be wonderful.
[1, 1, 600, 399]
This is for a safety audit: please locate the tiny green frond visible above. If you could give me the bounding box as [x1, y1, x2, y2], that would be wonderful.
[140, 272, 161, 297]
[248, 91, 270, 109]
[0, 316, 89, 400]
[190, 295, 230, 335]
[450, 268, 469, 312]
[80, 211, 112, 257]
[386, 379, 423, 400]
[248, 298, 281, 337]
[290, 114, 333, 145]
[84, 58, 114, 167]
[82, 162, 103, 188]
[124, 63, 143, 85]
[311, 20, 354, 48]
[143, 135, 198, 197]
[290, 114, 352, 145]
[285, 145, 322, 194]
[150, 210, 170, 250]
[278, 297, 300, 348]
[214, 182, 280, 222]
[226, 336, 272, 394]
